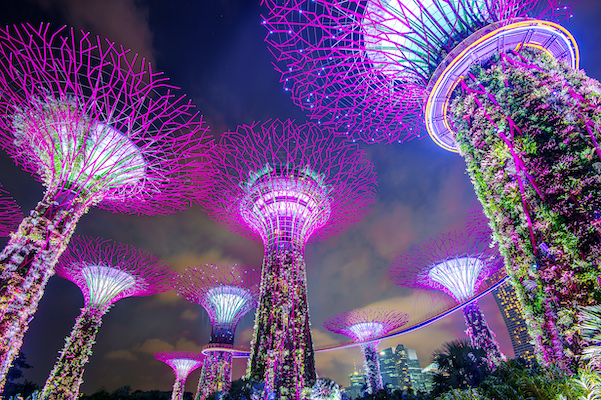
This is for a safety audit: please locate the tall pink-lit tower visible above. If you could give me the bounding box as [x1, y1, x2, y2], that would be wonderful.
[41, 236, 174, 398]
[262, 0, 597, 371]
[177, 264, 261, 399]
[0, 187, 22, 237]
[155, 351, 204, 400]
[389, 231, 506, 366]
[324, 308, 408, 394]
[204, 119, 377, 399]
[0, 23, 212, 386]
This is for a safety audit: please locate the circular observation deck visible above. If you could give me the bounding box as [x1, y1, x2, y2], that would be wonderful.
[424, 19, 579, 153]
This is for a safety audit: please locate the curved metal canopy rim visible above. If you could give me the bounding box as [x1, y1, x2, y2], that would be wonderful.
[424, 19, 579, 153]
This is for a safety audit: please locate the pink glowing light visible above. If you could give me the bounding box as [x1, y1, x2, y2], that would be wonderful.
[0, 22, 213, 388]
[55, 236, 174, 309]
[262, 0, 574, 145]
[177, 264, 261, 331]
[324, 308, 408, 343]
[204, 119, 377, 247]
[155, 351, 204, 400]
[389, 230, 503, 303]
[0, 187, 22, 237]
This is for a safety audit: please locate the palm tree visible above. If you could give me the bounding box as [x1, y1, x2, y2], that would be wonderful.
[431, 340, 489, 396]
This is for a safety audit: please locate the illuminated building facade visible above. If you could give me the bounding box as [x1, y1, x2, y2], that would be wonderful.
[204, 120, 377, 399]
[493, 281, 536, 363]
[378, 345, 426, 392]
[346, 367, 365, 399]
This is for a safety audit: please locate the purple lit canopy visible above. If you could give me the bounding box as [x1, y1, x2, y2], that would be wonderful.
[261, 0, 574, 145]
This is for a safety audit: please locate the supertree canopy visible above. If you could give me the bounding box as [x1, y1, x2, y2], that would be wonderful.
[262, 0, 598, 371]
[177, 264, 261, 399]
[0, 22, 213, 386]
[155, 351, 204, 400]
[390, 230, 506, 366]
[204, 119, 377, 399]
[0, 186, 22, 237]
[324, 308, 408, 394]
[41, 236, 174, 399]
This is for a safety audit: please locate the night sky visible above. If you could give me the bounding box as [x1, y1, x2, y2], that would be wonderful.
[0, 0, 600, 394]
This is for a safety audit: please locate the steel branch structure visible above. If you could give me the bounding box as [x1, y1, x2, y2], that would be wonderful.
[0, 187, 22, 237]
[204, 119, 377, 399]
[41, 236, 174, 399]
[390, 230, 505, 366]
[155, 351, 205, 400]
[0, 22, 213, 387]
[262, 0, 597, 371]
[262, 0, 572, 145]
[177, 264, 261, 399]
[324, 308, 408, 394]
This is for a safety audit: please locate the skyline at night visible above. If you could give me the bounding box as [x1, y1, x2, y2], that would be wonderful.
[1, 0, 600, 395]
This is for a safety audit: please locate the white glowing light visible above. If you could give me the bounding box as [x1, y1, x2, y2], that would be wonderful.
[242, 174, 331, 244]
[428, 256, 485, 302]
[207, 286, 253, 324]
[362, 0, 491, 82]
[82, 265, 136, 306]
[171, 358, 202, 379]
[349, 322, 384, 341]
[56, 122, 146, 186]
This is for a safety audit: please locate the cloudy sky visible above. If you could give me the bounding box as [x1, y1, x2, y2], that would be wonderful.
[1, 0, 600, 394]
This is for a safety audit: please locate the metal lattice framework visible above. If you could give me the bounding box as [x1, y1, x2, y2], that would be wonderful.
[177, 264, 261, 342]
[204, 119, 377, 399]
[41, 236, 174, 399]
[262, 0, 573, 145]
[390, 230, 505, 365]
[0, 22, 213, 388]
[390, 231, 503, 302]
[177, 264, 261, 400]
[55, 236, 174, 308]
[324, 308, 408, 394]
[0, 186, 22, 237]
[155, 351, 205, 400]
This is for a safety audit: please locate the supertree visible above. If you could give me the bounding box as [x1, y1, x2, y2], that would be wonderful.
[0, 23, 213, 385]
[323, 308, 408, 394]
[0, 186, 22, 237]
[262, 0, 597, 370]
[389, 230, 506, 366]
[176, 264, 261, 400]
[155, 351, 205, 400]
[203, 119, 377, 399]
[41, 236, 174, 399]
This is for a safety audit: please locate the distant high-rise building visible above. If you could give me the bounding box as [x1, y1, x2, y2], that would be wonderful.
[492, 281, 536, 363]
[347, 365, 366, 398]
[406, 349, 426, 392]
[379, 347, 400, 390]
[376, 344, 424, 392]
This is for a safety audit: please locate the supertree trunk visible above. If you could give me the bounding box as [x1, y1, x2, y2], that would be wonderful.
[451, 48, 601, 371]
[462, 301, 505, 367]
[360, 342, 382, 394]
[0, 188, 88, 388]
[42, 306, 104, 399]
[247, 244, 316, 399]
[195, 350, 233, 400]
[171, 377, 186, 400]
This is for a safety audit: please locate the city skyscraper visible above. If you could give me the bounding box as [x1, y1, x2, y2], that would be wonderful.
[346, 365, 366, 399]
[493, 281, 537, 363]
[376, 345, 426, 393]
